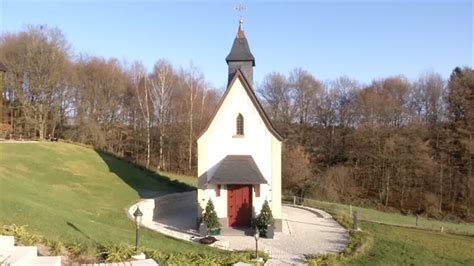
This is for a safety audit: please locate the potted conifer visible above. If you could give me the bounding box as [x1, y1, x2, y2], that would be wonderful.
[202, 199, 221, 235]
[256, 200, 274, 238]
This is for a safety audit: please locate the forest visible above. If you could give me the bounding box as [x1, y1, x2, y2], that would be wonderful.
[0, 26, 472, 221]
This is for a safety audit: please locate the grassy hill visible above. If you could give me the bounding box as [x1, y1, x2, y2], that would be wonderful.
[0, 142, 217, 255]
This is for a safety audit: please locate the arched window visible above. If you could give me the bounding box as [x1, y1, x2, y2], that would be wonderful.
[236, 113, 244, 135]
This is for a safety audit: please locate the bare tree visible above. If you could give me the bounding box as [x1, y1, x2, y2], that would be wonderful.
[0, 25, 70, 139]
[289, 68, 321, 125]
[150, 59, 176, 171]
[411, 72, 445, 124]
[182, 64, 206, 171]
[130, 62, 152, 168]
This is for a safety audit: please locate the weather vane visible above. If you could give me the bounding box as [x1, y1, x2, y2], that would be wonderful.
[234, 2, 246, 20]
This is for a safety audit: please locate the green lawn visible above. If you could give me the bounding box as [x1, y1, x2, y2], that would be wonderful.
[297, 198, 474, 235]
[347, 222, 474, 265]
[299, 198, 474, 265]
[0, 142, 217, 254]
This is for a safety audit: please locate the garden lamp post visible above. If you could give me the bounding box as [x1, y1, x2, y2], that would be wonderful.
[133, 206, 143, 255]
[254, 228, 260, 260]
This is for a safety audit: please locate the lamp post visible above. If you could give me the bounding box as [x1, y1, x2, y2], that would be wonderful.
[254, 228, 260, 260]
[133, 206, 143, 257]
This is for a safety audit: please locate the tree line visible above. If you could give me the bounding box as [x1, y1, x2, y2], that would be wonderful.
[266, 68, 473, 221]
[1, 25, 472, 220]
[0, 25, 220, 173]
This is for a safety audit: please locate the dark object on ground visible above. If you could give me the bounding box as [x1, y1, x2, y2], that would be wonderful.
[199, 236, 218, 245]
[50, 137, 59, 142]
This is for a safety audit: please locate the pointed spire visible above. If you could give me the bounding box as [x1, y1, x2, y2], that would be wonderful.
[226, 19, 255, 66]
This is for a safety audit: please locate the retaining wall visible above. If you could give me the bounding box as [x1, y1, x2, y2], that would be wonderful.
[153, 191, 197, 219]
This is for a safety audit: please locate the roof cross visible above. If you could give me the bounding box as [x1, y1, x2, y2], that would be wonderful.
[234, 2, 246, 20]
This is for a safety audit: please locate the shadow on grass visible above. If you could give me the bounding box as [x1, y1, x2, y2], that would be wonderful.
[95, 149, 195, 199]
[67, 221, 99, 245]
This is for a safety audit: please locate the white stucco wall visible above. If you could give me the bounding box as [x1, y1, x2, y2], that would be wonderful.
[197, 77, 281, 224]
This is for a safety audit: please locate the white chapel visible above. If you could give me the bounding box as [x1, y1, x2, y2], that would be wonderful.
[197, 19, 283, 231]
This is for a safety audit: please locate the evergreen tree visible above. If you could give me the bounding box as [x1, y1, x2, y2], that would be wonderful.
[256, 200, 274, 236]
[202, 199, 220, 229]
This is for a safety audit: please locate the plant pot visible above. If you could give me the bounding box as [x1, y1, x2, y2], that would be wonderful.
[258, 225, 274, 238]
[209, 228, 221, 235]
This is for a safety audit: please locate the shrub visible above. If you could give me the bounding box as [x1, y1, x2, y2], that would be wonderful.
[202, 199, 220, 229]
[256, 200, 274, 236]
[144, 249, 269, 265]
[1, 224, 41, 245]
[46, 239, 66, 256]
[99, 244, 135, 262]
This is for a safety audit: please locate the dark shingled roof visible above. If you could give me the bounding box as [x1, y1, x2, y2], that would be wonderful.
[0, 62, 6, 72]
[208, 155, 267, 185]
[225, 20, 255, 66]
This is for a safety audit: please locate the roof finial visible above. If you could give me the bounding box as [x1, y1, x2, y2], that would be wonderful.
[235, 2, 246, 29]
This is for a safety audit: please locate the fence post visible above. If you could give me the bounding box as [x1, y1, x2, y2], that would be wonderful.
[293, 196, 296, 206]
[353, 210, 360, 230]
[415, 215, 419, 227]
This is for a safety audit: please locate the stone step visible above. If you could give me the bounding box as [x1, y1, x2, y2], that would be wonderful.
[0, 235, 15, 253]
[25, 256, 62, 266]
[81, 259, 159, 266]
[1, 246, 37, 265]
[130, 259, 159, 265]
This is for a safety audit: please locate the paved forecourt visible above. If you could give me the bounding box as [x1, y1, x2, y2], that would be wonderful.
[219, 205, 348, 265]
[128, 193, 349, 265]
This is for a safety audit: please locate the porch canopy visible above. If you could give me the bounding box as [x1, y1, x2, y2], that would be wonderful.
[208, 155, 267, 184]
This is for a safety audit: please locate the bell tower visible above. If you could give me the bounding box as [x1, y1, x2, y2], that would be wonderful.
[225, 19, 255, 86]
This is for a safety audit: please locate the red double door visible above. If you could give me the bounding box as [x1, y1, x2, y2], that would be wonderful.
[227, 185, 252, 227]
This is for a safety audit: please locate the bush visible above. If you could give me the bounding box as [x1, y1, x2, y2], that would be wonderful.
[256, 200, 274, 236]
[144, 249, 269, 265]
[1, 224, 41, 245]
[202, 199, 220, 229]
[45, 239, 66, 256]
[99, 244, 135, 262]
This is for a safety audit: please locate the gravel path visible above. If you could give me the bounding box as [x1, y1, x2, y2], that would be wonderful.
[218, 205, 349, 265]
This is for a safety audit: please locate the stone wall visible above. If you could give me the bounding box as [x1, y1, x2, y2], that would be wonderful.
[153, 191, 197, 219]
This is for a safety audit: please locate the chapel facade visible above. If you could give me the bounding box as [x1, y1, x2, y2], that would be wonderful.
[197, 19, 283, 231]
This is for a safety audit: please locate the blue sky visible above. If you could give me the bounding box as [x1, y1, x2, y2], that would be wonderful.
[0, 1, 472, 89]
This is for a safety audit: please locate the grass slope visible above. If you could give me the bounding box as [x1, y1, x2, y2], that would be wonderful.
[0, 142, 217, 254]
[347, 222, 474, 265]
